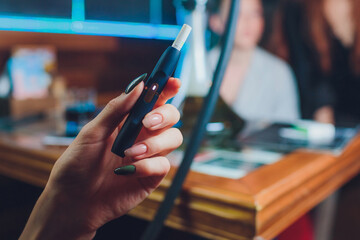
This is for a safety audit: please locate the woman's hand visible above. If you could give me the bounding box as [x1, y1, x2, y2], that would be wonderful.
[19, 78, 182, 240]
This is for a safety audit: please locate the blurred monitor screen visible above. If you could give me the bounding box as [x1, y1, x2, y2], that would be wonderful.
[86, 0, 151, 23]
[0, 0, 72, 18]
[0, 0, 179, 40]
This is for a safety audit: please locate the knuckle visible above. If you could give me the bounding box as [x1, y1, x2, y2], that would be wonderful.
[79, 122, 93, 136]
[169, 128, 183, 146]
[148, 137, 162, 153]
[152, 157, 170, 176]
[106, 98, 118, 112]
[141, 157, 170, 177]
[167, 104, 180, 122]
[159, 157, 171, 174]
[78, 122, 99, 141]
[142, 160, 153, 176]
[80, 122, 92, 134]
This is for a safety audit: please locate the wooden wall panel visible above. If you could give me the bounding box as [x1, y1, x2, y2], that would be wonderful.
[0, 31, 171, 94]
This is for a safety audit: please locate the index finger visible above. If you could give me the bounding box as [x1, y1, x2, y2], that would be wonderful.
[155, 77, 181, 107]
[80, 82, 144, 141]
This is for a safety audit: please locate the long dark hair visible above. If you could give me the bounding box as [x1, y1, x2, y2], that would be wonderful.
[269, 0, 360, 75]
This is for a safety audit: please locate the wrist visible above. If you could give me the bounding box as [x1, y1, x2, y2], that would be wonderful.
[20, 184, 96, 240]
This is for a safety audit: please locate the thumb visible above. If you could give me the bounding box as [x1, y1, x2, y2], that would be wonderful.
[83, 82, 144, 140]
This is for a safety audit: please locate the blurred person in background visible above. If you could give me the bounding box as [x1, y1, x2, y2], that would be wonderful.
[207, 0, 300, 122]
[268, 1, 360, 240]
[269, 0, 360, 125]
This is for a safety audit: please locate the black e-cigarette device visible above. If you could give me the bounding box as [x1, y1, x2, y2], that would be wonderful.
[111, 24, 192, 157]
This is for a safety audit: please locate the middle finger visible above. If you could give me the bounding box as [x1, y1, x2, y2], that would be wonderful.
[142, 104, 180, 131]
[124, 128, 183, 160]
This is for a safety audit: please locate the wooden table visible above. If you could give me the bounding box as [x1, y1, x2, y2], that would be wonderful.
[0, 119, 360, 240]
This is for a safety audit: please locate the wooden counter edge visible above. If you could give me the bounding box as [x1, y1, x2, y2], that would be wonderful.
[1, 134, 360, 239]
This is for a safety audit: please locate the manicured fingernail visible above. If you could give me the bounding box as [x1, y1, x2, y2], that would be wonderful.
[124, 144, 147, 157]
[143, 114, 163, 128]
[114, 165, 136, 175]
[125, 73, 147, 94]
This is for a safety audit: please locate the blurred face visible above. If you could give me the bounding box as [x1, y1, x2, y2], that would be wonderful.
[235, 0, 264, 49]
[211, 0, 264, 50]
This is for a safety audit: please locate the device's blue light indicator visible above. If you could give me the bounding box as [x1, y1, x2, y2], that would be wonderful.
[0, 15, 181, 40]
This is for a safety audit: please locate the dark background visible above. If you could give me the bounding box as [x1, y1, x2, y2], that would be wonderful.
[0, 0, 72, 18]
[0, 0, 177, 24]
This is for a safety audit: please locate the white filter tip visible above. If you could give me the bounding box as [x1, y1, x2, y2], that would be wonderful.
[172, 24, 192, 51]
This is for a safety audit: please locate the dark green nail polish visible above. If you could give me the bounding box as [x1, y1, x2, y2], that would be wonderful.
[114, 165, 136, 175]
[125, 73, 147, 94]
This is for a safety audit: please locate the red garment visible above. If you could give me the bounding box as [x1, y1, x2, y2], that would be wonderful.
[277, 214, 314, 240]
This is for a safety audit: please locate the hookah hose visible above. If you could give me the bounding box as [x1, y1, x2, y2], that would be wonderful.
[140, 1, 240, 239]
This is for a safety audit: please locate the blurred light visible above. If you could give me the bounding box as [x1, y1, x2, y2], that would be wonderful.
[206, 122, 225, 132]
[0, 15, 181, 40]
[150, 0, 162, 24]
[72, 0, 85, 21]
